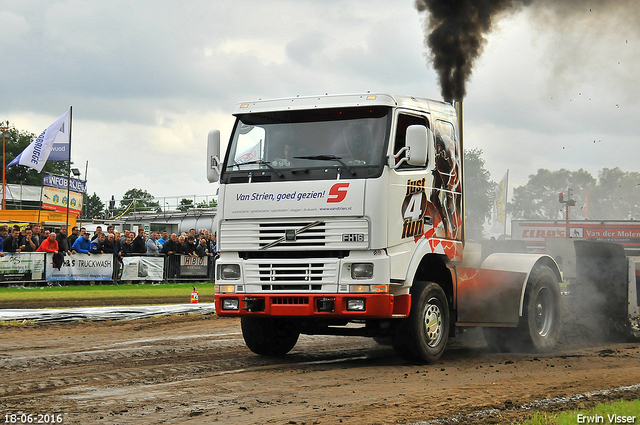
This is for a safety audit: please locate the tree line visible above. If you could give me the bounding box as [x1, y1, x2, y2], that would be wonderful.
[2, 121, 637, 233]
[465, 149, 640, 240]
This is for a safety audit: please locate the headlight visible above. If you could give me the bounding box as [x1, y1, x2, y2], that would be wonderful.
[346, 299, 366, 311]
[218, 264, 240, 280]
[351, 263, 374, 279]
[221, 298, 239, 310]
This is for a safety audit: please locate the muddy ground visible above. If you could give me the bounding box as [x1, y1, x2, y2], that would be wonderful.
[1, 306, 639, 425]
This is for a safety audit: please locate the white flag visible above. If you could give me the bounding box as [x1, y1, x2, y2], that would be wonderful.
[47, 112, 71, 161]
[7, 110, 70, 172]
[491, 171, 508, 234]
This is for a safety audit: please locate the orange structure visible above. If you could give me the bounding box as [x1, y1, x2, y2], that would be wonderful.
[0, 210, 78, 230]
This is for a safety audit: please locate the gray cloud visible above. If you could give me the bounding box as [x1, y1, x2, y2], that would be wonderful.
[0, 0, 637, 205]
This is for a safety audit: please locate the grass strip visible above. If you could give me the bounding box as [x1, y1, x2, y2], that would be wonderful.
[0, 282, 216, 301]
[520, 399, 640, 424]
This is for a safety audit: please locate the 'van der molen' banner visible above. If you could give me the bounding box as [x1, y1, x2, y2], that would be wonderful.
[43, 173, 87, 194]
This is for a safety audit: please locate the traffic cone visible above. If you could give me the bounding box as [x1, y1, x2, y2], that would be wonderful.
[190, 286, 199, 304]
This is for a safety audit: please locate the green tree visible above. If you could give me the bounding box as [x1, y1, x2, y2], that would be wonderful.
[464, 148, 494, 241]
[589, 168, 640, 220]
[116, 188, 161, 215]
[197, 198, 217, 208]
[1, 121, 68, 187]
[177, 198, 194, 212]
[510, 169, 596, 220]
[82, 193, 105, 219]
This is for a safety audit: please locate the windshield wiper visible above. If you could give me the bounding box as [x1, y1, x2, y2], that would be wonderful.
[295, 155, 356, 176]
[229, 159, 283, 178]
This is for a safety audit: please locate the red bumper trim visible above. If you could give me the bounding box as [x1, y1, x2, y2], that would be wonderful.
[215, 293, 409, 318]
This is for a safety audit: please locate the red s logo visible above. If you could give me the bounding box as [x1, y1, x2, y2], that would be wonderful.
[327, 183, 349, 203]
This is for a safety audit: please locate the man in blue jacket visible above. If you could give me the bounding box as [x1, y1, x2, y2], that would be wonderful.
[71, 232, 92, 255]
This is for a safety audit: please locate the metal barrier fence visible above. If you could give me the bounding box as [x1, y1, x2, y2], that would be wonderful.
[0, 252, 215, 286]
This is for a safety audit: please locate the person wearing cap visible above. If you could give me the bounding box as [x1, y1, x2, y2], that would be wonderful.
[71, 232, 92, 254]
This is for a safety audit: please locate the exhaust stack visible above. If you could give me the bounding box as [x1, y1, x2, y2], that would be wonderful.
[454, 100, 465, 245]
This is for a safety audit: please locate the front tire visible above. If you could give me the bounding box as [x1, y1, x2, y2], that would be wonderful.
[241, 317, 300, 357]
[393, 281, 449, 363]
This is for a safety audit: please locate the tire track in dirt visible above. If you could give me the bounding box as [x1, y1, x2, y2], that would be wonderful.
[2, 314, 640, 424]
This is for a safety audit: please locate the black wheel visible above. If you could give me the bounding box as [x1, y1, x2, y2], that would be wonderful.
[241, 317, 300, 357]
[519, 264, 561, 352]
[393, 281, 449, 363]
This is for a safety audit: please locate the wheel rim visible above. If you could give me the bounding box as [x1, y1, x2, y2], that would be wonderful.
[534, 287, 554, 337]
[423, 297, 443, 347]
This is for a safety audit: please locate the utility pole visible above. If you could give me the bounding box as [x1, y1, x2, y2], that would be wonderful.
[559, 189, 576, 238]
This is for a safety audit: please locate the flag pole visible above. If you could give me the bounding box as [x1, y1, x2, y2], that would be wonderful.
[37, 179, 44, 225]
[1, 124, 7, 210]
[504, 169, 509, 236]
[66, 106, 73, 232]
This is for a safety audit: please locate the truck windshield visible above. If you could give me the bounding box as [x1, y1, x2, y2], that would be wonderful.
[223, 106, 391, 179]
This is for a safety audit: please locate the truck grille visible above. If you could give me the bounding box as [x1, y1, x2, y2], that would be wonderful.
[244, 259, 339, 286]
[220, 219, 368, 251]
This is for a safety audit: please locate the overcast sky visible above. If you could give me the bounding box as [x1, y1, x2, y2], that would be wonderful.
[1, 0, 638, 207]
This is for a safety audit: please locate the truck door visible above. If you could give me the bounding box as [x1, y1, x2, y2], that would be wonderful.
[387, 112, 432, 281]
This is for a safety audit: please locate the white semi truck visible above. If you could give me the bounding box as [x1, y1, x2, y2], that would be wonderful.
[207, 93, 564, 363]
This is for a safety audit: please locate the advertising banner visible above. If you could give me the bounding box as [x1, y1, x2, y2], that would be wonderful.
[180, 255, 209, 277]
[512, 220, 640, 253]
[223, 180, 365, 219]
[121, 256, 164, 281]
[46, 253, 114, 281]
[43, 173, 87, 194]
[0, 253, 45, 281]
[41, 186, 83, 215]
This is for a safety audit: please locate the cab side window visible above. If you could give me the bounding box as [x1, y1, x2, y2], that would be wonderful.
[394, 114, 429, 168]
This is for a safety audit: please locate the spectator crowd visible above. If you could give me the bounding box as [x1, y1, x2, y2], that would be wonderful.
[0, 224, 218, 262]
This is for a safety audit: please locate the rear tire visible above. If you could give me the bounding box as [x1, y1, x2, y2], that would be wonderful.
[393, 281, 449, 363]
[241, 317, 300, 357]
[519, 264, 561, 352]
[483, 265, 561, 353]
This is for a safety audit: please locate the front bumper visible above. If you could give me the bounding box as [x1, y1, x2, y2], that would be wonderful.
[215, 293, 411, 318]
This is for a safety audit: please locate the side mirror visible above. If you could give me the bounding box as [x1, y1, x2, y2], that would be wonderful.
[207, 130, 221, 182]
[405, 125, 431, 167]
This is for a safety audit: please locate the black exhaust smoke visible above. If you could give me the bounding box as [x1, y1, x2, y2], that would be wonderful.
[414, 0, 639, 103]
[415, 0, 531, 103]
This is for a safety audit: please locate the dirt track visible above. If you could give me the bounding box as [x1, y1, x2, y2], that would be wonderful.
[1, 310, 640, 425]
